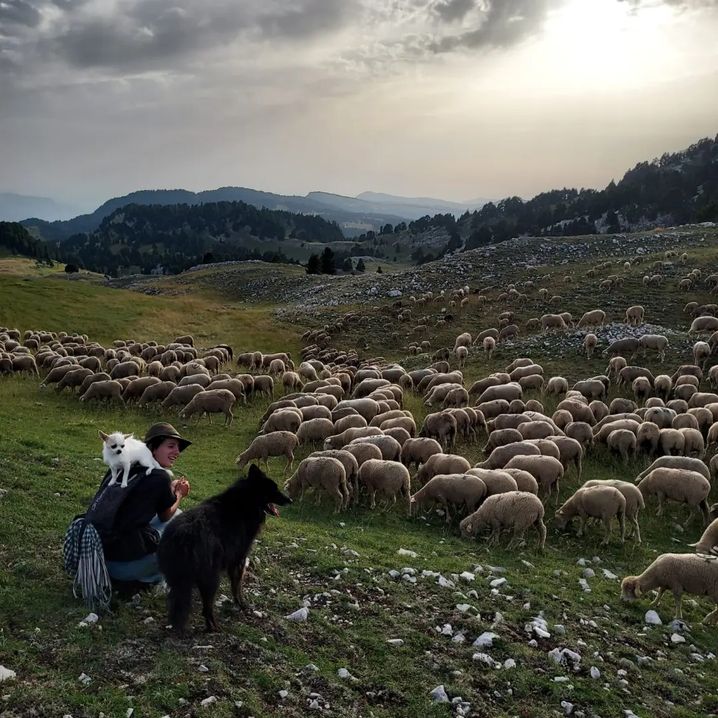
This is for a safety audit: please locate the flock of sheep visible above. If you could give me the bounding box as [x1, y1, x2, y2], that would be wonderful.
[3, 263, 718, 627]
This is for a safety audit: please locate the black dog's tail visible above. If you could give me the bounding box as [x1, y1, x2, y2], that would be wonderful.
[167, 580, 193, 632]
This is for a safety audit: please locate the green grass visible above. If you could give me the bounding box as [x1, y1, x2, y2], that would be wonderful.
[2, 240, 718, 717]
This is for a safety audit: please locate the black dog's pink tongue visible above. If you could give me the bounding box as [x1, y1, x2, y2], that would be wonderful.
[267, 504, 279, 517]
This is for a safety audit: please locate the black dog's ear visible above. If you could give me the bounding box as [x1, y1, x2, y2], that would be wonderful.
[247, 464, 265, 481]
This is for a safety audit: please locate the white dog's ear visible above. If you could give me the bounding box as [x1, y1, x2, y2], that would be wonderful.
[99, 430, 108, 441]
[124, 433, 133, 439]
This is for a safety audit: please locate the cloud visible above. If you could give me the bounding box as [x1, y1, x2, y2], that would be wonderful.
[431, 0, 476, 23]
[0, 0, 41, 27]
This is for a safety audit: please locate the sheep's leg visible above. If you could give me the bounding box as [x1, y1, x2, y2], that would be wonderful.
[576, 516, 586, 538]
[673, 592, 683, 620]
[554, 480, 560, 507]
[619, 511, 626, 543]
[207, 412, 213, 425]
[655, 495, 664, 516]
[370, 490, 376, 509]
[649, 588, 665, 607]
[442, 500, 452, 524]
[702, 606, 718, 625]
[331, 486, 343, 513]
[632, 516, 642, 544]
[225, 409, 233, 427]
[536, 519, 547, 550]
[601, 517, 612, 545]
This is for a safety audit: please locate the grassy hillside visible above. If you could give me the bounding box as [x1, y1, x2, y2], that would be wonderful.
[1, 240, 718, 718]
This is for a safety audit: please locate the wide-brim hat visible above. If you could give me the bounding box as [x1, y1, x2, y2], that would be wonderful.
[144, 422, 191, 452]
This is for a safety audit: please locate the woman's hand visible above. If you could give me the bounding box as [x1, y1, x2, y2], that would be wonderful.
[171, 477, 191, 498]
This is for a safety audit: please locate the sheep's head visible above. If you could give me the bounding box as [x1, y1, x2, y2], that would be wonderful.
[459, 516, 475, 538]
[620, 576, 641, 600]
[553, 510, 570, 530]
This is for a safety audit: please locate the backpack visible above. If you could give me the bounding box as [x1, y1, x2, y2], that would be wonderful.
[62, 467, 145, 611]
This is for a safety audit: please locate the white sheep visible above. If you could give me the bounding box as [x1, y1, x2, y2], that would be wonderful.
[554, 485, 626, 544]
[621, 553, 718, 623]
[357, 459, 411, 514]
[638, 468, 711, 525]
[235, 431, 299, 475]
[410, 473, 487, 522]
[284, 456, 349, 512]
[582, 479, 645, 543]
[459, 491, 546, 550]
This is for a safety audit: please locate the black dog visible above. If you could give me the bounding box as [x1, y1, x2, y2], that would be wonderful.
[157, 464, 291, 633]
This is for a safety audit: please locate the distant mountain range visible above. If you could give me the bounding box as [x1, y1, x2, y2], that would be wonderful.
[0, 193, 81, 222]
[15, 187, 489, 243]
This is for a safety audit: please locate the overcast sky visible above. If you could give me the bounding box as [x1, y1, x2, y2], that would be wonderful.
[1, 0, 717, 212]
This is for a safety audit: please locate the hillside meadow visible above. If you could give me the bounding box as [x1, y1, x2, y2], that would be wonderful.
[2, 241, 718, 718]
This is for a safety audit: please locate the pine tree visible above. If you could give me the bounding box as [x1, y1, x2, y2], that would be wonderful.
[320, 247, 336, 275]
[356, 258, 366, 273]
[306, 254, 321, 274]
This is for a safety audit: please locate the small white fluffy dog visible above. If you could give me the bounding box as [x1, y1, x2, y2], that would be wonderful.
[100, 430, 161, 488]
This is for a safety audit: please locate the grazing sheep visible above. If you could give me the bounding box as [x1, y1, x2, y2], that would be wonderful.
[659, 427, 685, 455]
[557, 399, 596, 426]
[334, 398, 381, 422]
[297, 418, 335, 445]
[455, 345, 468, 369]
[180, 388, 236, 426]
[583, 479, 645, 543]
[545, 376, 569, 397]
[578, 309, 606, 328]
[483, 427, 523, 455]
[604, 337, 639, 359]
[262, 408, 303, 434]
[638, 334, 669, 362]
[343, 442, 384, 467]
[178, 373, 212, 388]
[323, 426, 383, 450]
[420, 411, 458, 449]
[564, 421, 594, 449]
[348, 435, 402, 462]
[573, 379, 606, 401]
[312, 450, 360, 504]
[466, 468, 518, 496]
[547, 435, 583, 479]
[416, 453, 471, 485]
[689, 316, 718, 335]
[632, 376, 652, 405]
[637, 455, 711, 483]
[680, 427, 705, 458]
[79, 379, 125, 404]
[636, 421, 660, 455]
[459, 491, 546, 549]
[483, 336, 496, 359]
[638, 468, 710, 525]
[137, 380, 177, 406]
[625, 305, 645, 326]
[235, 431, 299, 475]
[122, 376, 161, 403]
[606, 425, 636, 464]
[583, 333, 598, 359]
[503, 455, 564, 505]
[501, 467, 539, 494]
[400, 437, 443, 469]
[690, 518, 718, 556]
[410, 473, 487, 522]
[554, 485, 626, 544]
[541, 314, 567, 332]
[56, 367, 93, 393]
[621, 553, 718, 623]
[476, 441, 541, 470]
[358, 459, 411, 513]
[284, 456, 348, 512]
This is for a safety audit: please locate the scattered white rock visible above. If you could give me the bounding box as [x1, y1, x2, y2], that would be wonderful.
[602, 569, 618, 580]
[285, 607, 309, 622]
[398, 548, 418, 558]
[438, 575, 455, 589]
[460, 571, 475, 582]
[525, 615, 551, 639]
[278, 690, 289, 699]
[561, 700, 575, 715]
[387, 639, 404, 647]
[548, 648, 582, 669]
[644, 610, 662, 625]
[430, 685, 450, 703]
[200, 696, 217, 707]
[490, 577, 507, 588]
[78, 612, 99, 628]
[590, 666, 601, 679]
[578, 578, 591, 593]
[337, 668, 355, 680]
[472, 652, 497, 667]
[582, 568, 595, 579]
[78, 673, 91, 686]
[670, 633, 686, 644]
[473, 632, 498, 649]
[503, 658, 517, 669]
[0, 667, 16, 682]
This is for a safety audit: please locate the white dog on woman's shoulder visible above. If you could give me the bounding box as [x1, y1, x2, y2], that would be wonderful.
[100, 430, 161, 488]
